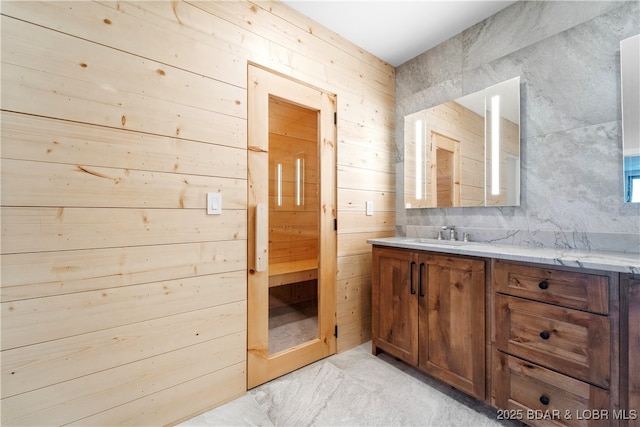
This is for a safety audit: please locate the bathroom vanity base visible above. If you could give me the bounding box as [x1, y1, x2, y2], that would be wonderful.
[369, 238, 638, 427]
[371, 245, 486, 400]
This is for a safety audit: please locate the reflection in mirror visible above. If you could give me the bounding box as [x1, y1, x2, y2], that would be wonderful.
[621, 34, 640, 203]
[404, 110, 427, 208]
[485, 78, 521, 206]
[404, 77, 520, 208]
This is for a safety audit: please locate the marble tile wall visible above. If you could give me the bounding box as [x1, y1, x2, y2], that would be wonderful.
[395, 1, 640, 253]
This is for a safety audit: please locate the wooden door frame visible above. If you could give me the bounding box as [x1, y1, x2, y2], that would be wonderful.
[429, 131, 461, 207]
[247, 64, 337, 389]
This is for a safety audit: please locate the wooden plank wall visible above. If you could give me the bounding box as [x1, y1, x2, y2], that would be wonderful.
[0, 1, 395, 424]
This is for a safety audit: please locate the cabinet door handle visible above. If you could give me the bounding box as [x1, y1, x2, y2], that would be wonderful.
[410, 262, 416, 295]
[538, 280, 549, 290]
[539, 395, 550, 405]
[418, 263, 425, 297]
[540, 331, 550, 340]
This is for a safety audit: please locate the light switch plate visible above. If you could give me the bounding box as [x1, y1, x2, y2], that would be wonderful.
[207, 192, 222, 215]
[366, 201, 373, 216]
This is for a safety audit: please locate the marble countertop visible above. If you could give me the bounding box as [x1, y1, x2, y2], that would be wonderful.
[367, 237, 640, 274]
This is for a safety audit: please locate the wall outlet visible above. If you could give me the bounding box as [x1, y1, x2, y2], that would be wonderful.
[366, 201, 373, 216]
[207, 192, 222, 215]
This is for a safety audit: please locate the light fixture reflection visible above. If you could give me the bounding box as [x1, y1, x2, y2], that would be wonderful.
[415, 119, 423, 200]
[491, 95, 500, 196]
[295, 156, 304, 206]
[277, 163, 283, 206]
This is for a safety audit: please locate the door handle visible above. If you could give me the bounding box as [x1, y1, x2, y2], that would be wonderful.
[255, 202, 267, 272]
[418, 263, 425, 297]
[410, 261, 416, 295]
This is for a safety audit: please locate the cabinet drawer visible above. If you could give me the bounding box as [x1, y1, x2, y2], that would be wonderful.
[494, 260, 610, 314]
[494, 352, 611, 427]
[496, 295, 610, 388]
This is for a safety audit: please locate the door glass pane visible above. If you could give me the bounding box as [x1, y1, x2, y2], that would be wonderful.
[269, 280, 318, 354]
[267, 96, 319, 355]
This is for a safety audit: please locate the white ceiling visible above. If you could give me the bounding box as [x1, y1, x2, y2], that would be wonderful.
[282, 0, 517, 67]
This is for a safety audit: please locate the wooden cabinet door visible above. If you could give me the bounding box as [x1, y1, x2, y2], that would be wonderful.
[372, 247, 418, 365]
[419, 254, 486, 399]
[622, 275, 640, 427]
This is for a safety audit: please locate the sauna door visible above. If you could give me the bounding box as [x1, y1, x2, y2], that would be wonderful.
[247, 65, 336, 388]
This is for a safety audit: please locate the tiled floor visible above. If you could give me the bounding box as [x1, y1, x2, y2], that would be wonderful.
[179, 342, 520, 427]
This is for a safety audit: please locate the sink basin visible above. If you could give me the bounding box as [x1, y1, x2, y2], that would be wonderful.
[410, 238, 471, 246]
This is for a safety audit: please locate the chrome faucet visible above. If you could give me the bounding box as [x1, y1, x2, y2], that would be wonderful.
[439, 225, 457, 241]
[449, 226, 457, 241]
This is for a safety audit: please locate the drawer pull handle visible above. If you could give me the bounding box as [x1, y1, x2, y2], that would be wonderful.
[540, 331, 550, 340]
[538, 280, 549, 290]
[539, 395, 550, 405]
[410, 262, 416, 295]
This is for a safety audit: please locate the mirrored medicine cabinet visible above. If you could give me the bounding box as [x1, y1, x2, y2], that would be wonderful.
[621, 34, 639, 203]
[404, 77, 521, 209]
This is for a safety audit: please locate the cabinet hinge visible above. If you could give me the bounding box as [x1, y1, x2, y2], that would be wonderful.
[334, 325, 338, 338]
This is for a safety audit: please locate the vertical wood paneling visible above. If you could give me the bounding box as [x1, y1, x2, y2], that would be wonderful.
[1, 0, 394, 424]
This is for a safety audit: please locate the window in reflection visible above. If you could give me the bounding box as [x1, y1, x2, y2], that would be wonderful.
[621, 35, 639, 203]
[625, 156, 640, 203]
[632, 178, 640, 203]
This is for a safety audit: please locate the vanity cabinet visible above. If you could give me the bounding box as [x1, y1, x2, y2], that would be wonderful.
[369, 237, 637, 427]
[621, 274, 640, 427]
[372, 246, 486, 399]
[372, 247, 418, 365]
[493, 259, 619, 427]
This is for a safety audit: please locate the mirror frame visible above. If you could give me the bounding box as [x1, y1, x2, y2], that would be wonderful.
[621, 34, 640, 203]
